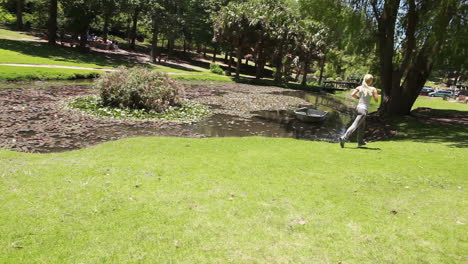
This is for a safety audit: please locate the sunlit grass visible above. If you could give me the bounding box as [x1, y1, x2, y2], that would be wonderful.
[0, 137, 466, 263]
[0, 28, 37, 40]
[0, 38, 116, 68]
[412, 96, 468, 111]
[0, 65, 103, 82]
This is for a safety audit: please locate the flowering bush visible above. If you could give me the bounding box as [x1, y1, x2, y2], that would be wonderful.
[93, 67, 185, 113]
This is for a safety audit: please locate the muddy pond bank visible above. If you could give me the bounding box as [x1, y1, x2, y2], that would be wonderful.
[1, 81, 369, 153]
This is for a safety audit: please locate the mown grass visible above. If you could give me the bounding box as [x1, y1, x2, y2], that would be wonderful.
[0, 39, 116, 68]
[413, 96, 468, 111]
[0, 78, 466, 263]
[152, 64, 209, 74]
[0, 66, 103, 82]
[171, 74, 234, 82]
[0, 136, 466, 263]
[0, 28, 37, 40]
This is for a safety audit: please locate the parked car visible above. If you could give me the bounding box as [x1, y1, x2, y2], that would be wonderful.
[420, 87, 434, 96]
[428, 90, 454, 97]
[455, 90, 466, 97]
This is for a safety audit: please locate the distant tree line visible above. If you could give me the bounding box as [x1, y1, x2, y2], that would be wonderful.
[1, 0, 466, 116]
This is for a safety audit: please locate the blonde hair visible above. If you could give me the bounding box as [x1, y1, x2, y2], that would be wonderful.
[359, 74, 374, 97]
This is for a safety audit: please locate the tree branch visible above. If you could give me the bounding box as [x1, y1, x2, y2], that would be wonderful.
[371, 0, 381, 23]
[399, 0, 417, 75]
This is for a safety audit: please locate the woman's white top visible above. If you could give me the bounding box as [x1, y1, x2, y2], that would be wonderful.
[356, 86, 376, 111]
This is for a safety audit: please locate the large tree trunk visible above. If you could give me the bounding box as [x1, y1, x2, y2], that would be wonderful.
[151, 16, 159, 63]
[130, 8, 140, 50]
[103, 12, 111, 43]
[212, 46, 218, 63]
[375, 0, 401, 116]
[79, 28, 88, 49]
[256, 59, 265, 79]
[47, 0, 58, 45]
[376, 0, 457, 116]
[255, 47, 265, 79]
[167, 38, 175, 55]
[318, 55, 326, 85]
[274, 38, 286, 82]
[16, 0, 24, 30]
[235, 45, 242, 79]
[226, 48, 233, 75]
[301, 60, 310, 86]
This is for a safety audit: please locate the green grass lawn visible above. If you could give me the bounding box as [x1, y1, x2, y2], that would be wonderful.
[413, 96, 468, 111]
[0, 28, 37, 40]
[0, 65, 103, 82]
[0, 136, 466, 263]
[171, 74, 234, 82]
[0, 78, 467, 262]
[0, 38, 116, 68]
[152, 64, 210, 74]
[0, 28, 255, 82]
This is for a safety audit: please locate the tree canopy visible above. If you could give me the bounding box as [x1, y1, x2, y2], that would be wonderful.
[1, 0, 466, 115]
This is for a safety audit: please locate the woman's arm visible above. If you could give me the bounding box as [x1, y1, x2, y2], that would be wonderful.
[351, 88, 360, 99]
[373, 88, 379, 103]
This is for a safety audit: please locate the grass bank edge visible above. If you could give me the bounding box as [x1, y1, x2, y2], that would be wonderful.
[0, 66, 104, 82]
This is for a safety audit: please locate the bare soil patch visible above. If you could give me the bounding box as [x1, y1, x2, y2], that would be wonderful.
[0, 83, 310, 153]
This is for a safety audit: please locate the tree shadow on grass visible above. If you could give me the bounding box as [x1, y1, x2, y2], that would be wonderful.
[388, 109, 468, 148]
[355, 147, 382, 150]
[0, 39, 123, 67]
[155, 61, 201, 72]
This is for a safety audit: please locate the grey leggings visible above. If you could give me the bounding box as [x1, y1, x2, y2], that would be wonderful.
[343, 107, 367, 144]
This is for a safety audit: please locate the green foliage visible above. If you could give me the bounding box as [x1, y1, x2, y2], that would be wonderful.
[209, 62, 223, 75]
[307, 80, 320, 86]
[94, 67, 185, 113]
[323, 49, 376, 81]
[0, 7, 15, 24]
[69, 96, 210, 122]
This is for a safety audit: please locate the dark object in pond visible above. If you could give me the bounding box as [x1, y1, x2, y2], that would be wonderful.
[294, 107, 328, 123]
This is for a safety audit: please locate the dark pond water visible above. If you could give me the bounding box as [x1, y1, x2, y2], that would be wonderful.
[186, 90, 369, 143]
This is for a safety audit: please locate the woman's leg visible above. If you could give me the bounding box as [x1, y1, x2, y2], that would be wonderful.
[342, 108, 367, 141]
[357, 115, 367, 145]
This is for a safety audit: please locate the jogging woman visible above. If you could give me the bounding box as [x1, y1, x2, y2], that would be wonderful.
[339, 74, 379, 148]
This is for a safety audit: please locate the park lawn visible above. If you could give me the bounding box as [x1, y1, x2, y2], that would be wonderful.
[336, 90, 468, 112]
[152, 64, 211, 74]
[412, 96, 468, 111]
[0, 38, 116, 68]
[0, 66, 103, 82]
[0, 136, 466, 263]
[171, 73, 234, 82]
[0, 28, 37, 40]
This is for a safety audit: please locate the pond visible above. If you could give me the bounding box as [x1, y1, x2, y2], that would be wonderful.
[187, 91, 363, 142]
[0, 81, 369, 152]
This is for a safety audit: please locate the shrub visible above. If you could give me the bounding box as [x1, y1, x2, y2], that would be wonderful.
[0, 8, 15, 24]
[93, 67, 185, 113]
[307, 81, 320, 87]
[210, 63, 224, 75]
